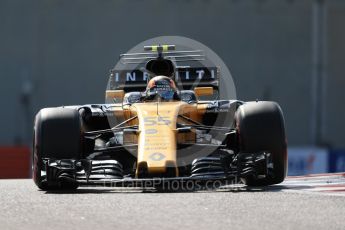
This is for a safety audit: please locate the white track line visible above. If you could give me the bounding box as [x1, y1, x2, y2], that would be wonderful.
[281, 173, 345, 196]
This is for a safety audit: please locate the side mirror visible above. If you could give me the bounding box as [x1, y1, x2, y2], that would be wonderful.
[194, 87, 214, 97]
[105, 90, 125, 102]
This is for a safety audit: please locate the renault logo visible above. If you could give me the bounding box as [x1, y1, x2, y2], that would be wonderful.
[149, 152, 166, 161]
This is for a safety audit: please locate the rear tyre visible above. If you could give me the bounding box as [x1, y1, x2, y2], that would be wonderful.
[33, 107, 83, 190]
[236, 101, 287, 186]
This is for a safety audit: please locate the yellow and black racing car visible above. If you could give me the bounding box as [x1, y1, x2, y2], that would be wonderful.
[32, 45, 287, 190]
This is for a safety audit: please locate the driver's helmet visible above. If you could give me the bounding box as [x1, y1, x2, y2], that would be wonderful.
[146, 76, 178, 100]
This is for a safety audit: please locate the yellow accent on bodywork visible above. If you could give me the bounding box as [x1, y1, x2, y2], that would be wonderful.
[151, 46, 157, 52]
[194, 87, 214, 97]
[162, 45, 168, 52]
[105, 90, 125, 102]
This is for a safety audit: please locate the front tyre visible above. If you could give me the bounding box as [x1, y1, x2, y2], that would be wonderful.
[236, 101, 288, 186]
[33, 107, 83, 190]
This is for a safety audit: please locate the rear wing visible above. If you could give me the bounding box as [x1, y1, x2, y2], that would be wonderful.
[108, 66, 219, 92]
[108, 45, 220, 92]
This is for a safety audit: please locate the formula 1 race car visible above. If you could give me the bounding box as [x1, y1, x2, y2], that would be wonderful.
[32, 45, 287, 190]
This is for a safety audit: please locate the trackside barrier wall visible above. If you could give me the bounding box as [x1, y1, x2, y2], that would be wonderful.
[288, 147, 328, 176]
[0, 146, 30, 179]
[288, 147, 345, 176]
[329, 149, 345, 173]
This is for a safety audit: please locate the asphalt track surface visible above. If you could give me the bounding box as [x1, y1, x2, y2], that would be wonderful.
[0, 177, 344, 230]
